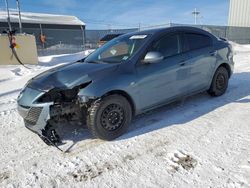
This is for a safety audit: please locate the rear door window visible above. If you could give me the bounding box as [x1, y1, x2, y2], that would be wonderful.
[151, 34, 180, 58]
[183, 33, 212, 52]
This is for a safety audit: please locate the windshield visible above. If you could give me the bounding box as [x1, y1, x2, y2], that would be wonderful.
[85, 34, 148, 64]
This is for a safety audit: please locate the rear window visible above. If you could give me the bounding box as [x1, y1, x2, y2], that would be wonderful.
[184, 33, 211, 52]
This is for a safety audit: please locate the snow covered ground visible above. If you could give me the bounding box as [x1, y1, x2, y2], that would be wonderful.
[0, 44, 250, 188]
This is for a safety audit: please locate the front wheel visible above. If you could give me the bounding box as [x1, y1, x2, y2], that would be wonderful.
[208, 66, 229, 97]
[87, 94, 132, 140]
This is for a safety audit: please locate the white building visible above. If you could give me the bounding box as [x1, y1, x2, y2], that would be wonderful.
[228, 0, 250, 27]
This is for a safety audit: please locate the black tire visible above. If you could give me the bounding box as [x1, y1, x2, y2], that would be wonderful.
[87, 94, 132, 140]
[208, 66, 229, 97]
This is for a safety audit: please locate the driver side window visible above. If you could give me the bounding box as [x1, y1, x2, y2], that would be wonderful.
[151, 34, 180, 58]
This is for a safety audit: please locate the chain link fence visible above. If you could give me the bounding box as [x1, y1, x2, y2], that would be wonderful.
[0, 22, 85, 56]
[170, 23, 250, 44]
[85, 24, 250, 49]
[1, 22, 250, 56]
[85, 28, 138, 49]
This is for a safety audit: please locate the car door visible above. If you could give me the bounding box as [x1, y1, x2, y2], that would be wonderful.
[135, 33, 190, 111]
[181, 32, 217, 93]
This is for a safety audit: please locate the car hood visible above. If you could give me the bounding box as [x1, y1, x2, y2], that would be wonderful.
[27, 62, 118, 91]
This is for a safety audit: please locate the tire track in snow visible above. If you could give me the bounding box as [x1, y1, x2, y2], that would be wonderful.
[62, 137, 171, 182]
[0, 109, 16, 117]
[0, 98, 17, 117]
[0, 98, 16, 106]
[65, 115, 163, 156]
[62, 138, 198, 184]
[1, 134, 170, 185]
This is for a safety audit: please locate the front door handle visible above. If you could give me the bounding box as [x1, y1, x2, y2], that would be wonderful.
[210, 51, 217, 56]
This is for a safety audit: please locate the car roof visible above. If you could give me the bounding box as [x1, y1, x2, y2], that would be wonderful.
[100, 34, 123, 41]
[127, 26, 217, 40]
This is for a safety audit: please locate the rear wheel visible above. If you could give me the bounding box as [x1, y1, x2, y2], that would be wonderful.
[87, 94, 132, 140]
[208, 66, 229, 97]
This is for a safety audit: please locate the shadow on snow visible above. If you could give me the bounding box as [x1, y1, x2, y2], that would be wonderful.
[52, 72, 250, 152]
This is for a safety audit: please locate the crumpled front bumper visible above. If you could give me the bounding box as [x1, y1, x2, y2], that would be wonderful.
[17, 86, 53, 135]
[17, 103, 52, 135]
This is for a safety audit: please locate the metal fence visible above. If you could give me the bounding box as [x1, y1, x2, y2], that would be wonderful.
[170, 23, 250, 44]
[85, 28, 138, 49]
[0, 23, 137, 55]
[0, 22, 85, 56]
[85, 24, 250, 49]
[1, 22, 250, 56]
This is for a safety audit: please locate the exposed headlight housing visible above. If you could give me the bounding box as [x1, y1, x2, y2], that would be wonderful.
[37, 81, 92, 103]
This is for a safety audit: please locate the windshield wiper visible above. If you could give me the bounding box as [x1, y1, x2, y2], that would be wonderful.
[88, 61, 99, 64]
[85, 60, 103, 64]
[87, 60, 111, 64]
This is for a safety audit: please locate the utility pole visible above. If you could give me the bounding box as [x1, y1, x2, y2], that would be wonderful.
[192, 8, 200, 25]
[169, 20, 172, 27]
[4, 0, 12, 31]
[16, 0, 23, 33]
[107, 23, 112, 32]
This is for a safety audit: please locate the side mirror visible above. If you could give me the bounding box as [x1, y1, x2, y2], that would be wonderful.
[142, 51, 164, 64]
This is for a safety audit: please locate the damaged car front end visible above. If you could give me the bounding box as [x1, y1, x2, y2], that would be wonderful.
[17, 80, 93, 146]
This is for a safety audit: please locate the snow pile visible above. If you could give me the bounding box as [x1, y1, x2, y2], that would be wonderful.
[231, 42, 250, 53]
[0, 45, 250, 187]
[38, 50, 94, 65]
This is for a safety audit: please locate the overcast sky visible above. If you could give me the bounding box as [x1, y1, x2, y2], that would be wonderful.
[1, 0, 230, 29]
